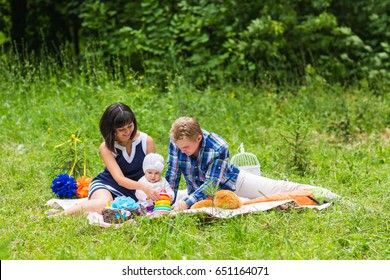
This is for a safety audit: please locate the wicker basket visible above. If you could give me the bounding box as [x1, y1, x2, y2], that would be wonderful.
[102, 206, 146, 224]
[230, 143, 261, 175]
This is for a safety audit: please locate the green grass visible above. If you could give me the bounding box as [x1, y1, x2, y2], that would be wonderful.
[0, 54, 389, 260]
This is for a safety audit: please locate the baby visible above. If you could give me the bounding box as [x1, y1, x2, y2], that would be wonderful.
[135, 153, 174, 210]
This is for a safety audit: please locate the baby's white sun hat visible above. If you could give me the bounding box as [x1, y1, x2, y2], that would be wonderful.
[143, 153, 164, 173]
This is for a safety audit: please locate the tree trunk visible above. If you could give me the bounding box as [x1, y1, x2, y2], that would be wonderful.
[10, 0, 27, 51]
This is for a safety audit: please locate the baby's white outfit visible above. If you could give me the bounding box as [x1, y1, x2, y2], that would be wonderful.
[135, 176, 175, 204]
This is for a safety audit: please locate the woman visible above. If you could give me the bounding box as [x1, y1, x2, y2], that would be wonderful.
[63, 102, 160, 215]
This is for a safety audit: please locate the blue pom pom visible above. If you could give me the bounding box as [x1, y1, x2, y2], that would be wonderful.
[51, 174, 77, 198]
[111, 196, 139, 210]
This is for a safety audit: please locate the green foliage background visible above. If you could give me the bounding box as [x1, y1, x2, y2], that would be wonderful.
[0, 0, 389, 86]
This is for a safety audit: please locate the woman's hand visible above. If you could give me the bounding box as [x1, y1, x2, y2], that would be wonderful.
[140, 183, 160, 201]
[173, 200, 189, 211]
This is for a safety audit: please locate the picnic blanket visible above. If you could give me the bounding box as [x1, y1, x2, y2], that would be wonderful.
[46, 187, 339, 228]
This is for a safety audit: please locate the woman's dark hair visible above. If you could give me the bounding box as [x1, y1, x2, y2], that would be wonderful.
[99, 102, 138, 152]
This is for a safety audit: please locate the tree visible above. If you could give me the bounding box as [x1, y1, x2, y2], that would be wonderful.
[10, 0, 27, 51]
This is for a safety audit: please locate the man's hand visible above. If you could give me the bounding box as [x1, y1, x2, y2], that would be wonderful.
[173, 200, 189, 211]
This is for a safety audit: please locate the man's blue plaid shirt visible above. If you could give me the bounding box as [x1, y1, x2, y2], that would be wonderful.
[165, 129, 240, 207]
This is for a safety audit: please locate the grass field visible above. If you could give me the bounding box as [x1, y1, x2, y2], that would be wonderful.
[0, 56, 389, 260]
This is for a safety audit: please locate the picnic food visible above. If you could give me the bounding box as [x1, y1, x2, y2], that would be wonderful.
[213, 190, 242, 209]
[190, 199, 213, 209]
[191, 190, 242, 209]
